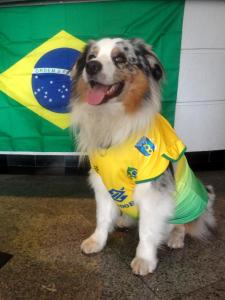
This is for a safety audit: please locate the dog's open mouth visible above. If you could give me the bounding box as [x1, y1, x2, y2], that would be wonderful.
[86, 81, 124, 105]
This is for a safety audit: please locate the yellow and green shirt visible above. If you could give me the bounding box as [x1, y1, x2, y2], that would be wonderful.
[90, 114, 208, 224]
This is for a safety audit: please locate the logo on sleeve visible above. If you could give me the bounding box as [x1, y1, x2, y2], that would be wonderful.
[135, 136, 155, 157]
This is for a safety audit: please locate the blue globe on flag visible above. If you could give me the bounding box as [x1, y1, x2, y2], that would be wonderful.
[32, 47, 80, 113]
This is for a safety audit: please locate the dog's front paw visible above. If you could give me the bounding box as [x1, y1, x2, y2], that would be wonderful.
[81, 236, 103, 254]
[131, 257, 157, 276]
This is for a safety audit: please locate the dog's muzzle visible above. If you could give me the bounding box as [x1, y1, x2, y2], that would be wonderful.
[86, 61, 102, 76]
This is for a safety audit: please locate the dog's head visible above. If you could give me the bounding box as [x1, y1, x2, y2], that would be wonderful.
[71, 38, 164, 113]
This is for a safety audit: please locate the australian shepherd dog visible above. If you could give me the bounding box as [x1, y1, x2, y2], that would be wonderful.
[70, 38, 216, 276]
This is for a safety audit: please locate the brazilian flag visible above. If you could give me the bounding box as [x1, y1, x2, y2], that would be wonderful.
[0, 0, 184, 153]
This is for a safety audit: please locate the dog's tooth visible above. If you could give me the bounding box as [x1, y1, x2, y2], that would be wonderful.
[111, 84, 117, 93]
[105, 82, 120, 96]
[107, 86, 114, 95]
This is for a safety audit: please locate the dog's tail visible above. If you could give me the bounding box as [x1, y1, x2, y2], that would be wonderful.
[185, 185, 216, 240]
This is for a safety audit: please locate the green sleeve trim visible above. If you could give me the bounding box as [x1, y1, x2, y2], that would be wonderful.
[135, 173, 163, 184]
[161, 146, 186, 162]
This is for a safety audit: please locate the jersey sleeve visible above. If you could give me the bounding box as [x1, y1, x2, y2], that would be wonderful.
[135, 115, 186, 184]
[157, 114, 186, 162]
[134, 134, 171, 184]
[135, 155, 170, 184]
[135, 140, 186, 184]
[161, 139, 186, 162]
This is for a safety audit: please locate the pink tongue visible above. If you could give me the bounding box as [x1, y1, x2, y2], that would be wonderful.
[86, 85, 109, 105]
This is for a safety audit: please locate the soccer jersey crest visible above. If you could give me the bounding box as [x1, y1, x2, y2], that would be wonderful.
[135, 136, 155, 157]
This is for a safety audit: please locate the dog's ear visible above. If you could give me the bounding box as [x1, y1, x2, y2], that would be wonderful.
[129, 38, 164, 81]
[71, 41, 93, 80]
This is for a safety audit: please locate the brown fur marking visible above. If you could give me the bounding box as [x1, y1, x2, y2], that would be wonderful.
[75, 78, 90, 103]
[111, 47, 121, 57]
[122, 70, 149, 113]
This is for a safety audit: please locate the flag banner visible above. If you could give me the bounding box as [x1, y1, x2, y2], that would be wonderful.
[0, 31, 85, 129]
[0, 0, 184, 153]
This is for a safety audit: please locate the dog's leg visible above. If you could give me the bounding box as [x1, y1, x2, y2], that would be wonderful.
[116, 213, 137, 229]
[81, 170, 119, 254]
[131, 180, 175, 276]
[168, 185, 216, 247]
[167, 224, 185, 249]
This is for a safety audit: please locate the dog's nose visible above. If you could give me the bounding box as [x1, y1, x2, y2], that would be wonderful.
[86, 61, 102, 76]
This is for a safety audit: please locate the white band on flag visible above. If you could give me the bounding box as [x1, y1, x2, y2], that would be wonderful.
[33, 67, 71, 76]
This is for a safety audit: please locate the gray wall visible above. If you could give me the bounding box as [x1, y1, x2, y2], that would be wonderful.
[175, 0, 225, 151]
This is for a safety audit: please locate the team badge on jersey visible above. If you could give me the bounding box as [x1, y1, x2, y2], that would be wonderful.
[135, 136, 155, 157]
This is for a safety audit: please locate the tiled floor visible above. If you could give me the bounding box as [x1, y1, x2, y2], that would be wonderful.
[0, 171, 224, 299]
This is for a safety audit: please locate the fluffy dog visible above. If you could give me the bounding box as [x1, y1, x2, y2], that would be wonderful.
[70, 38, 216, 276]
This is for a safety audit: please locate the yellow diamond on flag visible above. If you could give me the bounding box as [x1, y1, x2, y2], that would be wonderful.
[0, 31, 86, 129]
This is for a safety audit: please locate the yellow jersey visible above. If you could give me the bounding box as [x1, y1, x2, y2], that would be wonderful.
[89, 114, 208, 224]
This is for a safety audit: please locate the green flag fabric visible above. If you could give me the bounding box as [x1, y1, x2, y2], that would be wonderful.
[0, 0, 184, 153]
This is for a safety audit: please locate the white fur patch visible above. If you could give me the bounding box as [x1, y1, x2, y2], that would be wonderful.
[83, 38, 122, 85]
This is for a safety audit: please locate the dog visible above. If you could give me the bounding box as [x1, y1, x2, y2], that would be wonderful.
[70, 38, 216, 276]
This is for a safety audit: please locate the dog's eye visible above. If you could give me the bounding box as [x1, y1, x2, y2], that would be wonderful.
[88, 54, 96, 61]
[114, 54, 127, 64]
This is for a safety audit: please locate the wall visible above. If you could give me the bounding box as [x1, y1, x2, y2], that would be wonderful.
[175, 0, 225, 151]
